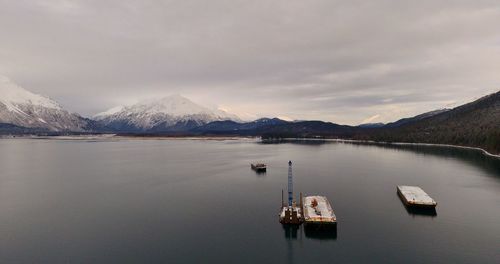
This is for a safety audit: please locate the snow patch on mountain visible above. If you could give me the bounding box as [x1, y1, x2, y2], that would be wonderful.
[94, 94, 241, 131]
[93, 105, 124, 120]
[0, 75, 94, 132]
[0, 75, 61, 110]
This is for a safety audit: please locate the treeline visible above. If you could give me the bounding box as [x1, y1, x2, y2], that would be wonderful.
[262, 91, 500, 155]
[362, 91, 500, 154]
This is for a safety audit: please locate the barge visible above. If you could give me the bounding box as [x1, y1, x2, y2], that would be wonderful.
[279, 161, 303, 225]
[302, 195, 337, 226]
[397, 186, 437, 208]
[279, 203, 303, 225]
[251, 163, 267, 172]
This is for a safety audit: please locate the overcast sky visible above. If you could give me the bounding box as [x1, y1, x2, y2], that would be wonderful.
[1, 0, 499, 124]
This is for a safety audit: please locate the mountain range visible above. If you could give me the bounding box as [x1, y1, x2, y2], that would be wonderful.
[0, 76, 498, 154]
[0, 76, 97, 132]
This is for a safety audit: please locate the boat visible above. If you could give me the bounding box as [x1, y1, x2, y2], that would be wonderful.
[302, 195, 337, 226]
[251, 163, 267, 172]
[397, 185, 437, 208]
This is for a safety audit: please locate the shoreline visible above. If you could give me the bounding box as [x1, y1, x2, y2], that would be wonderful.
[114, 135, 258, 141]
[1, 134, 498, 158]
[0, 134, 259, 141]
[273, 137, 500, 159]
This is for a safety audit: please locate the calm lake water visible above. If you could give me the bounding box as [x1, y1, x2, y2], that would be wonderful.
[0, 138, 499, 263]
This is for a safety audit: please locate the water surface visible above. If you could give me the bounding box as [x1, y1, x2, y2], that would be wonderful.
[0, 139, 498, 263]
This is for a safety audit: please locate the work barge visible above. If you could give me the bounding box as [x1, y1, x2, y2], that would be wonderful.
[279, 161, 302, 225]
[277, 161, 438, 237]
[302, 195, 336, 226]
[251, 163, 267, 172]
[279, 161, 337, 227]
[397, 185, 437, 208]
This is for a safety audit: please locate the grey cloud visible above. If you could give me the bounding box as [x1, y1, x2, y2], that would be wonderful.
[0, 0, 499, 124]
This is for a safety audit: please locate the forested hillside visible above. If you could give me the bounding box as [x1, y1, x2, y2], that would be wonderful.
[356, 91, 500, 154]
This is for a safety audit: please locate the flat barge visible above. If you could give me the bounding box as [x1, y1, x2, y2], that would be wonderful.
[397, 186, 437, 208]
[251, 163, 267, 172]
[302, 195, 336, 226]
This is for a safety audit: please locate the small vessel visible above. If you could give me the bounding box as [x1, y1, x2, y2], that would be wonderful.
[251, 163, 267, 172]
[397, 186, 437, 208]
[302, 195, 337, 226]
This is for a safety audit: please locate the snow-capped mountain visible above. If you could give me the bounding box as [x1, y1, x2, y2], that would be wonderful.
[0, 75, 96, 132]
[93, 105, 124, 120]
[94, 94, 241, 132]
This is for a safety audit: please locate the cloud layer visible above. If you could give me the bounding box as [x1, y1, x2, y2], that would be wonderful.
[1, 0, 499, 124]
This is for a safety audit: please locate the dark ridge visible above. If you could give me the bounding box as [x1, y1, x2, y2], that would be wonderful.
[384, 109, 450, 128]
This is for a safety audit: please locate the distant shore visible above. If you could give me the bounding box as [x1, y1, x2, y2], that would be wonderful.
[0, 134, 258, 141]
[2, 134, 498, 158]
[271, 137, 500, 159]
[114, 135, 257, 141]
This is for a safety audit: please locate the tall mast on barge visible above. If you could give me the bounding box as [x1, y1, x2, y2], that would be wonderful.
[288, 161, 293, 206]
[279, 161, 303, 225]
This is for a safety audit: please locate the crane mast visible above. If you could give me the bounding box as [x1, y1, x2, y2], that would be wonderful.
[288, 160, 293, 206]
[279, 160, 302, 225]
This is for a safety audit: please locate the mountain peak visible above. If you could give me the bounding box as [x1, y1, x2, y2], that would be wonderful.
[94, 94, 241, 131]
[166, 93, 186, 99]
[0, 75, 61, 110]
[132, 94, 221, 117]
[0, 75, 94, 132]
[93, 105, 124, 119]
[146, 93, 189, 104]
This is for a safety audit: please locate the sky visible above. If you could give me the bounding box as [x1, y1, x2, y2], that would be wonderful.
[0, 0, 499, 125]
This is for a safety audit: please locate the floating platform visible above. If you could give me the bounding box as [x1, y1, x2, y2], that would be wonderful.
[397, 186, 437, 208]
[279, 205, 303, 225]
[251, 163, 267, 172]
[279, 161, 302, 225]
[302, 196, 336, 225]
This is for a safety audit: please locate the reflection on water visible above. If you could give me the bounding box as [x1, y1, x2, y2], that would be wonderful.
[403, 206, 438, 217]
[283, 225, 300, 264]
[0, 139, 499, 263]
[282, 225, 337, 241]
[303, 225, 338, 240]
[348, 142, 500, 177]
[261, 139, 327, 146]
[271, 139, 500, 177]
[283, 225, 300, 240]
[397, 193, 438, 218]
[254, 170, 267, 176]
